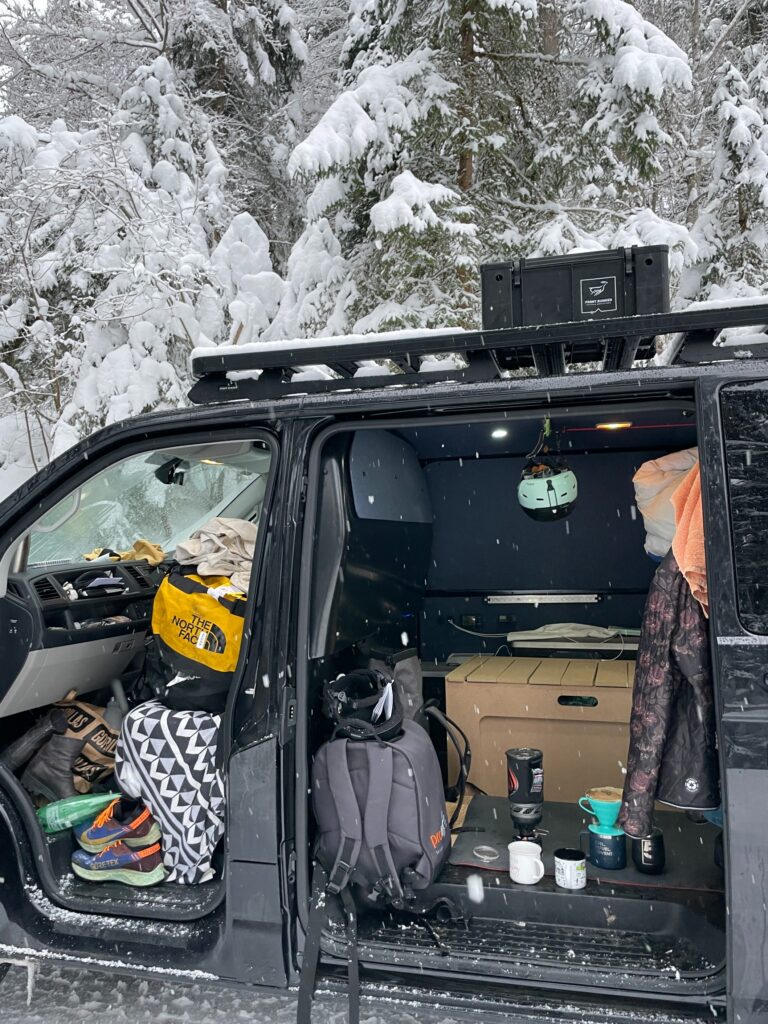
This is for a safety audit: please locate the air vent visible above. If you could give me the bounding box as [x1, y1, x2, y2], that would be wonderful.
[124, 565, 151, 589]
[33, 577, 60, 602]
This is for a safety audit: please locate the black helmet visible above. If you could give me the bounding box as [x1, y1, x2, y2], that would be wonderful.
[323, 669, 403, 741]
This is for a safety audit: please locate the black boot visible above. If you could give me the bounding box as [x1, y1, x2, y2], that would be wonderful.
[1, 708, 69, 773]
[21, 732, 82, 801]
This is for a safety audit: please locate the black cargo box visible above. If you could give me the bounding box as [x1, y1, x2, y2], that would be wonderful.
[481, 245, 669, 332]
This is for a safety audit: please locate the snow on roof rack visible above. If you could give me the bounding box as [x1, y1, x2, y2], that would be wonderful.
[188, 301, 768, 404]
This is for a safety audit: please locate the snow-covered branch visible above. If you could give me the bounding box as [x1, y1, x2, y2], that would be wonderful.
[700, 0, 754, 69]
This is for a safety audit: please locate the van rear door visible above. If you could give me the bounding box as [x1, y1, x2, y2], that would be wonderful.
[698, 375, 768, 1024]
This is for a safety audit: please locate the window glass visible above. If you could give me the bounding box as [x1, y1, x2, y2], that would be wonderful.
[28, 440, 272, 566]
[721, 382, 768, 633]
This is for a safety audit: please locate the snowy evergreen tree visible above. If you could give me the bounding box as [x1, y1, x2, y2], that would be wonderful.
[0, 0, 307, 249]
[4, 0, 768, 500]
[161, 0, 307, 257]
[0, 66, 284, 462]
[0, 0, 302, 486]
[681, 3, 768, 299]
[572, 0, 691, 187]
[278, 0, 692, 338]
[114, 55, 228, 235]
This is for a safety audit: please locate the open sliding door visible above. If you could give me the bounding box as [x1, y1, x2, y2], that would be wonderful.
[698, 376, 768, 1024]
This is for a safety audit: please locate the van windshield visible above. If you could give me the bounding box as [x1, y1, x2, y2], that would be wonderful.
[27, 442, 271, 566]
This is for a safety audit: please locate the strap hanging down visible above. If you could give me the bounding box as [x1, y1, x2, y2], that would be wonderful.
[297, 882, 329, 1024]
[296, 882, 360, 1024]
[340, 886, 360, 1024]
[298, 739, 365, 1024]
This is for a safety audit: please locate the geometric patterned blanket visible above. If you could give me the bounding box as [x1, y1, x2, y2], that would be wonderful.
[115, 700, 224, 884]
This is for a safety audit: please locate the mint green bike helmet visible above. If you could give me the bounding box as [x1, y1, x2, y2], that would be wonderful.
[518, 457, 578, 521]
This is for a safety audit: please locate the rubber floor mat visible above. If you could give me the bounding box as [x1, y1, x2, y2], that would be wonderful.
[449, 796, 724, 892]
[361, 913, 717, 976]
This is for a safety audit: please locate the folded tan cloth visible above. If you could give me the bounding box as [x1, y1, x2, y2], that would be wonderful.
[174, 517, 257, 592]
[83, 539, 165, 566]
[671, 463, 708, 616]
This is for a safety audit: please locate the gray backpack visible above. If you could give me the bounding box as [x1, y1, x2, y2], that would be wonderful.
[298, 671, 465, 1024]
[312, 719, 450, 904]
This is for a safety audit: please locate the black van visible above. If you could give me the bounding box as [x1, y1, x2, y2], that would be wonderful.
[0, 265, 767, 1024]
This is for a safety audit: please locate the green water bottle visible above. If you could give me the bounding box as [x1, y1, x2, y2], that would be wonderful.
[36, 792, 121, 834]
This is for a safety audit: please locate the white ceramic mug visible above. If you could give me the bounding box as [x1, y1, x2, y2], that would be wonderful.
[554, 847, 587, 890]
[508, 840, 544, 885]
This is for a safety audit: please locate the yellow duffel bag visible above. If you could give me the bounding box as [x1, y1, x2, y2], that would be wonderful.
[150, 568, 248, 712]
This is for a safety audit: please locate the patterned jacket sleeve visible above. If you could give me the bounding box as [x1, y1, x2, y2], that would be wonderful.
[618, 553, 680, 839]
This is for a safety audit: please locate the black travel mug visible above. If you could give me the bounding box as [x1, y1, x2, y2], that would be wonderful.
[506, 747, 544, 838]
[631, 827, 665, 874]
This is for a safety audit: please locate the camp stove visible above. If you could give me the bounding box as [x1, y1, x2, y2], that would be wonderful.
[506, 747, 544, 842]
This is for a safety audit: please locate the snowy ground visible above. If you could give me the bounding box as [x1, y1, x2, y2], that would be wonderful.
[2, 964, 476, 1024]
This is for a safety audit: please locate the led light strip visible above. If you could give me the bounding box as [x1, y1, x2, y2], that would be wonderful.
[485, 594, 600, 604]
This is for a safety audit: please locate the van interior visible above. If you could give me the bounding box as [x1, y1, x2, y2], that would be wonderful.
[0, 395, 726, 997]
[298, 395, 725, 997]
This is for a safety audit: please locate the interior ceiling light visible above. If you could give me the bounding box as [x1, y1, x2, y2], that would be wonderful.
[491, 428, 509, 439]
[595, 421, 632, 431]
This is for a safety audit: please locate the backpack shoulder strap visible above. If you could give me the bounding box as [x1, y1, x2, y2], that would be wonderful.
[324, 739, 363, 894]
[362, 743, 404, 902]
[299, 741, 364, 1024]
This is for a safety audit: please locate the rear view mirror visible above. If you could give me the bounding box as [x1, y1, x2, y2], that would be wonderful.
[153, 458, 190, 485]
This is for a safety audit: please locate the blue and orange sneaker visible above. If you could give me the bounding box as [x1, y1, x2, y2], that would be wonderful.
[74, 798, 161, 853]
[71, 840, 166, 886]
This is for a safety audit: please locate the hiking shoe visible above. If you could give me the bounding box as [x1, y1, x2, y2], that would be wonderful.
[74, 798, 161, 852]
[71, 841, 165, 887]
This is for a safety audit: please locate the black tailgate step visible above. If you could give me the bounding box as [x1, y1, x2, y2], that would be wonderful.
[352, 913, 718, 986]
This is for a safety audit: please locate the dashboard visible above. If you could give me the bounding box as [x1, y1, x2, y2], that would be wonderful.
[0, 560, 165, 719]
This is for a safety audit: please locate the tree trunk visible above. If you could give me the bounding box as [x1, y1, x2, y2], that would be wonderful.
[539, 0, 559, 57]
[738, 186, 749, 233]
[685, 0, 703, 226]
[457, 8, 474, 193]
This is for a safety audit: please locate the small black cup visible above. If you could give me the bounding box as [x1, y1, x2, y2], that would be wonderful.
[631, 827, 665, 875]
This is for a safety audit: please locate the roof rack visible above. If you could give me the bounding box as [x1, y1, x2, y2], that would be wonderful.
[188, 302, 768, 404]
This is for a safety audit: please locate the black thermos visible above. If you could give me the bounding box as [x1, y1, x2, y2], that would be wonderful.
[506, 747, 544, 838]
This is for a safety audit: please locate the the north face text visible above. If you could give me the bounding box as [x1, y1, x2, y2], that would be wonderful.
[171, 614, 226, 654]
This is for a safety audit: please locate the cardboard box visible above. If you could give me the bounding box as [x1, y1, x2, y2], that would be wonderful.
[446, 655, 633, 803]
